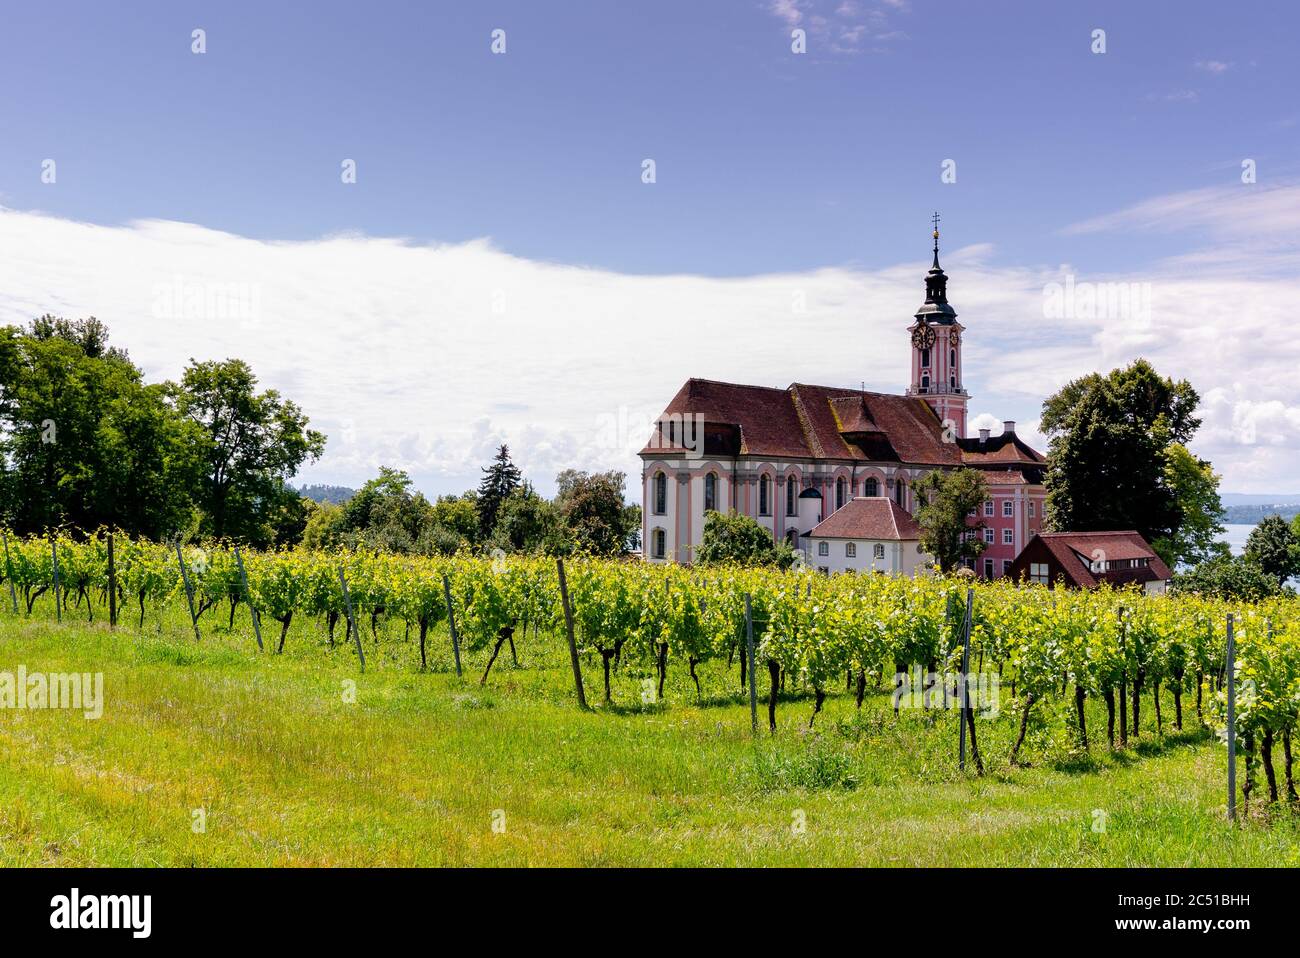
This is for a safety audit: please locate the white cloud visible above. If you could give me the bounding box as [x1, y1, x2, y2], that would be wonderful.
[1195, 59, 1232, 74]
[2, 190, 1299, 496]
[768, 0, 808, 27]
[1146, 89, 1200, 103]
[1064, 182, 1300, 242]
[766, 0, 903, 55]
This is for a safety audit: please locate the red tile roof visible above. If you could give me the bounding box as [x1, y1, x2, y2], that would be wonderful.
[639, 377, 980, 466]
[807, 497, 922, 540]
[1031, 531, 1172, 587]
[959, 432, 1046, 466]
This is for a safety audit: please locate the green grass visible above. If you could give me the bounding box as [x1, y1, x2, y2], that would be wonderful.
[0, 594, 1297, 866]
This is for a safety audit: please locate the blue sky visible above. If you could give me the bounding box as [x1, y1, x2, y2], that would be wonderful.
[2, 1, 1299, 496]
[4, 0, 1294, 274]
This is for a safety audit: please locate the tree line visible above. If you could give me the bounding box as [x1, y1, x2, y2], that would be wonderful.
[0, 316, 322, 547]
[0, 315, 640, 558]
[301, 451, 641, 558]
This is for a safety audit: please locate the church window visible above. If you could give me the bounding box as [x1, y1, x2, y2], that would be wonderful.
[651, 529, 666, 560]
[836, 477, 846, 509]
[921, 348, 931, 367]
[667, 420, 675, 445]
[950, 349, 956, 368]
[863, 477, 879, 497]
[704, 472, 718, 512]
[759, 474, 771, 516]
[894, 479, 907, 509]
[653, 472, 667, 515]
[786, 477, 798, 516]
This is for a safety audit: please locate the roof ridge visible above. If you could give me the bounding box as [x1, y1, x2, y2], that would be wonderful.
[1039, 529, 1143, 537]
[685, 376, 789, 394]
[788, 385, 826, 459]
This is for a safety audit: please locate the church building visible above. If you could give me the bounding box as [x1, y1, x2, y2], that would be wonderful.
[639, 222, 1047, 577]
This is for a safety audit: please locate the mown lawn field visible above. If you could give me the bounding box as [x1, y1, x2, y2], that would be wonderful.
[0, 597, 1297, 867]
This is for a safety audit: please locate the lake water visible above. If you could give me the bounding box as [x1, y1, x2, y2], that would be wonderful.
[1220, 523, 1254, 556]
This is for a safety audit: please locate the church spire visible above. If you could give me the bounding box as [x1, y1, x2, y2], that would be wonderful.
[919, 212, 955, 316]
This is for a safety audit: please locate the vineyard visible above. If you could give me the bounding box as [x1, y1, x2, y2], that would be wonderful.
[4, 527, 1299, 814]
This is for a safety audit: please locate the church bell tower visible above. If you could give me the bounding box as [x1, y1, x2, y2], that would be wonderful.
[906, 213, 968, 437]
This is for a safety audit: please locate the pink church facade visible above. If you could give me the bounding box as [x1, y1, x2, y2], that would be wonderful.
[638, 228, 1046, 578]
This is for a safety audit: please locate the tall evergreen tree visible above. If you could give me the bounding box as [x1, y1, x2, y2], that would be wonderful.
[476, 444, 522, 540]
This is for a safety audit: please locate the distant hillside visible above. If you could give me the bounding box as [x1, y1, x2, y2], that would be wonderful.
[1224, 504, 1300, 524]
[297, 483, 355, 505]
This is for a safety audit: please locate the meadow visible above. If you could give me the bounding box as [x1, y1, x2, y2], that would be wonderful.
[1, 591, 1296, 867]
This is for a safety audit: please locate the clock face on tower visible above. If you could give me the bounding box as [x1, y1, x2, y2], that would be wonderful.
[911, 324, 936, 350]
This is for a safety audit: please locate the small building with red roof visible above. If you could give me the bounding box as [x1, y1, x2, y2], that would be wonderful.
[1006, 531, 1173, 594]
[803, 497, 933, 575]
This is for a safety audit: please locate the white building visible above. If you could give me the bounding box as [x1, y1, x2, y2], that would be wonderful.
[803, 497, 934, 575]
[637, 225, 1046, 571]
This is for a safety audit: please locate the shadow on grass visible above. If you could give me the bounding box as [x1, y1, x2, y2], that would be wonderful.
[1048, 726, 1212, 774]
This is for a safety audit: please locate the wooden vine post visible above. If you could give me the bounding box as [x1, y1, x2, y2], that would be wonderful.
[106, 533, 117, 628]
[51, 538, 62, 622]
[234, 545, 263, 651]
[338, 566, 365, 673]
[442, 574, 462, 676]
[174, 540, 201, 642]
[960, 589, 983, 774]
[1226, 613, 1236, 822]
[555, 559, 587, 709]
[2, 531, 18, 614]
[958, 588, 972, 770]
[744, 593, 758, 734]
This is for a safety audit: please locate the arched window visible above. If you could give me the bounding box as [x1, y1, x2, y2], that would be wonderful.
[704, 472, 717, 512]
[653, 472, 667, 515]
[895, 479, 907, 509]
[759, 474, 771, 516]
[667, 420, 675, 445]
[950, 348, 956, 368]
[651, 528, 666, 560]
[863, 476, 879, 497]
[921, 348, 931, 367]
[786, 477, 798, 516]
[921, 374, 930, 391]
[836, 477, 846, 510]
